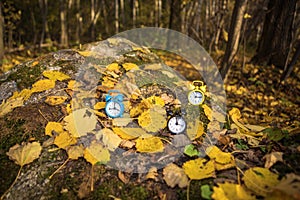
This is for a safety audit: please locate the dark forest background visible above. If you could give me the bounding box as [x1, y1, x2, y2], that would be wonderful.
[0, 0, 299, 80]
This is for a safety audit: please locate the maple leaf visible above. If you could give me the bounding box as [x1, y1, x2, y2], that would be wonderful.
[183, 158, 215, 180]
[45, 121, 64, 136]
[42, 70, 70, 81]
[212, 182, 256, 200]
[135, 136, 164, 153]
[243, 167, 279, 197]
[6, 142, 42, 167]
[45, 96, 68, 106]
[64, 108, 98, 138]
[163, 163, 188, 188]
[84, 140, 110, 165]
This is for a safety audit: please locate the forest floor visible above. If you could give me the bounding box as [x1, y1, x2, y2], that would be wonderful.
[0, 46, 300, 200]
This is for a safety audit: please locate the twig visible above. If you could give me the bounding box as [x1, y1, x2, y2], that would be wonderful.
[1, 166, 23, 200]
[49, 158, 70, 179]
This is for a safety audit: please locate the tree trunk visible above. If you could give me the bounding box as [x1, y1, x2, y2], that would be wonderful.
[39, 0, 51, 47]
[91, 0, 95, 39]
[0, 2, 4, 63]
[75, 0, 81, 44]
[120, 0, 125, 29]
[220, 0, 248, 81]
[252, 0, 297, 68]
[115, 0, 119, 33]
[60, 0, 68, 47]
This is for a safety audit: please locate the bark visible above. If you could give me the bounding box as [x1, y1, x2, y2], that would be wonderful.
[75, 0, 81, 44]
[252, 0, 297, 68]
[0, 2, 4, 63]
[39, 0, 51, 47]
[115, 0, 119, 33]
[60, 0, 68, 47]
[220, 0, 248, 81]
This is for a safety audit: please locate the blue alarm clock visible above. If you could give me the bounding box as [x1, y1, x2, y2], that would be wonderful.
[105, 90, 125, 118]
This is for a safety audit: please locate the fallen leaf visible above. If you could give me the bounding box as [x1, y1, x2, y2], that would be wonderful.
[84, 140, 110, 165]
[146, 166, 159, 181]
[118, 171, 130, 184]
[45, 121, 64, 136]
[264, 152, 283, 169]
[183, 158, 215, 180]
[0, 97, 24, 117]
[66, 145, 84, 159]
[201, 184, 213, 200]
[143, 63, 162, 70]
[45, 96, 68, 106]
[229, 108, 250, 132]
[163, 163, 188, 188]
[113, 127, 151, 140]
[135, 136, 164, 153]
[184, 144, 200, 157]
[54, 131, 77, 149]
[31, 79, 56, 92]
[272, 173, 300, 199]
[202, 104, 212, 121]
[206, 146, 233, 164]
[243, 167, 279, 197]
[6, 142, 42, 166]
[138, 106, 167, 132]
[64, 108, 98, 138]
[10, 89, 33, 100]
[43, 70, 70, 81]
[106, 63, 120, 71]
[93, 102, 106, 110]
[112, 116, 133, 127]
[101, 128, 122, 151]
[122, 63, 139, 71]
[186, 121, 204, 140]
[212, 182, 256, 200]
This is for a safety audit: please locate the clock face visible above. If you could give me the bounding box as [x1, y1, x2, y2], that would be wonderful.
[105, 101, 123, 118]
[168, 116, 186, 134]
[188, 90, 204, 105]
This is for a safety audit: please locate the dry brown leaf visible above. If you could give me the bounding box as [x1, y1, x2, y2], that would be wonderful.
[264, 152, 283, 169]
[163, 163, 188, 188]
[6, 142, 42, 167]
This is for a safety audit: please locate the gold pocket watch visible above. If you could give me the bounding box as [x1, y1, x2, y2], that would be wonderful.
[188, 80, 206, 105]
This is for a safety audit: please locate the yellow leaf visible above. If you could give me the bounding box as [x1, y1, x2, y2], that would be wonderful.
[229, 107, 250, 132]
[264, 152, 283, 169]
[45, 96, 68, 106]
[243, 167, 279, 197]
[101, 128, 122, 151]
[54, 131, 77, 149]
[43, 70, 70, 81]
[45, 122, 64, 136]
[31, 79, 55, 93]
[6, 142, 42, 167]
[122, 63, 139, 71]
[112, 127, 150, 140]
[10, 89, 33, 100]
[112, 116, 133, 127]
[93, 102, 106, 110]
[32, 61, 39, 66]
[186, 121, 204, 140]
[147, 96, 165, 107]
[84, 140, 110, 165]
[183, 158, 215, 180]
[135, 136, 164, 153]
[202, 104, 212, 121]
[0, 97, 24, 117]
[66, 145, 84, 160]
[222, 29, 228, 42]
[161, 70, 175, 78]
[138, 106, 167, 132]
[64, 108, 98, 138]
[102, 77, 116, 88]
[68, 80, 81, 90]
[163, 163, 189, 188]
[106, 63, 120, 71]
[206, 146, 233, 164]
[143, 63, 162, 70]
[146, 166, 159, 181]
[77, 50, 96, 57]
[212, 182, 256, 200]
